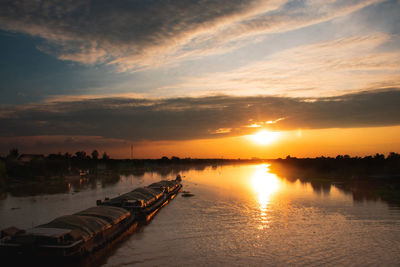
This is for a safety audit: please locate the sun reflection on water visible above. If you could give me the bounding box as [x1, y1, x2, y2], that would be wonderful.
[251, 164, 280, 229]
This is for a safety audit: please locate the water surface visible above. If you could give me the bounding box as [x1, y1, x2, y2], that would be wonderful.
[1, 164, 399, 266]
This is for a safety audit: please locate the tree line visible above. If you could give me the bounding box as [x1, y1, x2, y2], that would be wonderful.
[270, 152, 400, 179]
[5, 148, 110, 161]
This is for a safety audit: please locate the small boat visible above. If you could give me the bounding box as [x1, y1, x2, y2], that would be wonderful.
[0, 177, 182, 259]
[79, 169, 89, 177]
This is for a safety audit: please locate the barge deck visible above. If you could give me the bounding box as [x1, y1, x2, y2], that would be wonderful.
[0, 177, 182, 259]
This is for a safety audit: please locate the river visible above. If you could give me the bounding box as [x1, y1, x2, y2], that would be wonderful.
[1, 163, 399, 266]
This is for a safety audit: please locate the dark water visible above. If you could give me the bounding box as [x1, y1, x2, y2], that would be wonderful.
[1, 164, 400, 266]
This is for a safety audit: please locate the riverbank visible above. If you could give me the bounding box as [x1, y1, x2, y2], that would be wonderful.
[1, 153, 399, 203]
[268, 156, 400, 206]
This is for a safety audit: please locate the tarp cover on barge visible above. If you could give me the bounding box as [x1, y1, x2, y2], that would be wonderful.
[37, 206, 130, 241]
[148, 180, 180, 193]
[104, 187, 164, 208]
[100, 180, 180, 208]
[112, 187, 164, 202]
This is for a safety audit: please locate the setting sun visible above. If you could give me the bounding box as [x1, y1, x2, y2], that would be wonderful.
[250, 130, 279, 145]
[0, 0, 399, 265]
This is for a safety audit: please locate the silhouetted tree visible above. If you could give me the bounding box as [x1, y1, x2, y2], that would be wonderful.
[75, 151, 86, 160]
[91, 150, 99, 160]
[388, 152, 400, 160]
[102, 152, 110, 160]
[7, 148, 19, 160]
[374, 153, 385, 160]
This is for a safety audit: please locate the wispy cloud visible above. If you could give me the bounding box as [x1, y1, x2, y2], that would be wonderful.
[174, 33, 400, 97]
[170, 0, 385, 61]
[0, 0, 383, 71]
[1, 89, 399, 141]
[0, 0, 276, 70]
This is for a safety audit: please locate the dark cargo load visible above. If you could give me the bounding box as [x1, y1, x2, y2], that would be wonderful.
[0, 178, 182, 259]
[103, 185, 167, 208]
[32, 206, 130, 242]
[148, 180, 180, 193]
[75, 206, 130, 224]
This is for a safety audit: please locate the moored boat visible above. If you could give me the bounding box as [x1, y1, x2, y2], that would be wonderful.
[0, 177, 182, 259]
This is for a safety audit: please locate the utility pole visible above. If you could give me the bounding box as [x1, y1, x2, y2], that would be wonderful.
[130, 144, 133, 160]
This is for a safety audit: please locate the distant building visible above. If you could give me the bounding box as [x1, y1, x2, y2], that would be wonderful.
[18, 154, 45, 163]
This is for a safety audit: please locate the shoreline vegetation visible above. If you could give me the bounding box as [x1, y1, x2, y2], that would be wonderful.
[0, 149, 399, 205]
[268, 154, 400, 207]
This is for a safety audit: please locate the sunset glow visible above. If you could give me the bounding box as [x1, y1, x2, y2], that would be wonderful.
[0, 0, 399, 158]
[0, 1, 399, 265]
[249, 130, 279, 145]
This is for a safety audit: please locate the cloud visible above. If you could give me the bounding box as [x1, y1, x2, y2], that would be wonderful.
[173, 0, 384, 59]
[0, 135, 134, 158]
[174, 33, 400, 97]
[0, 0, 277, 69]
[0, 89, 399, 142]
[0, 135, 128, 152]
[0, 0, 383, 71]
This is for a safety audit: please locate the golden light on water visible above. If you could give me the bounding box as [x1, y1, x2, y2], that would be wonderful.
[251, 164, 280, 229]
[249, 130, 279, 145]
[252, 164, 280, 205]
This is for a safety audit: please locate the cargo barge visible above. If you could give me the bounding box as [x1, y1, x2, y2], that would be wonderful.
[97, 179, 182, 220]
[0, 177, 182, 258]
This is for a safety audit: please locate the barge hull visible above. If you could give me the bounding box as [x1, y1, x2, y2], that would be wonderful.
[0, 178, 182, 260]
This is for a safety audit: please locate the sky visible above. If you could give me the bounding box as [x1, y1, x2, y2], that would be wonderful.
[0, 0, 399, 158]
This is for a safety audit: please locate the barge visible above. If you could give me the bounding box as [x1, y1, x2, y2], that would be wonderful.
[97, 179, 182, 220]
[0, 177, 182, 258]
